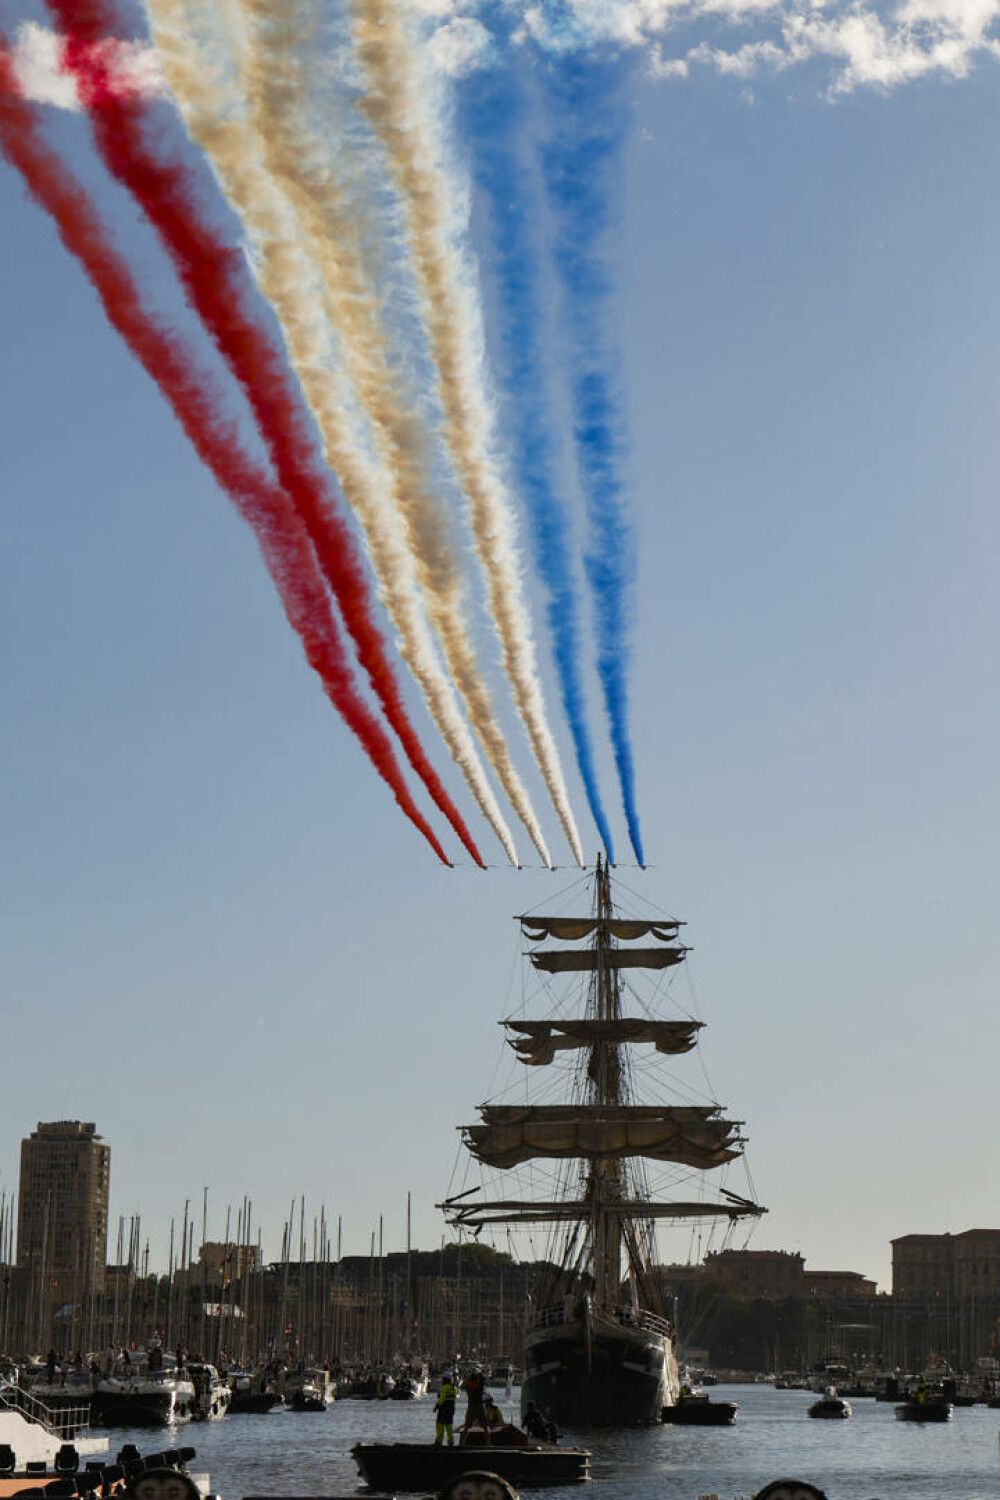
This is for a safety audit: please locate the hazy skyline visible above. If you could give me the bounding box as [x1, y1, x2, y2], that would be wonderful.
[3, 0, 999, 1295]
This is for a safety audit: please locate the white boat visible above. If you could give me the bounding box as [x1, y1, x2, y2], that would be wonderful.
[93, 1353, 195, 1426]
[808, 1387, 852, 1418]
[0, 1378, 106, 1456]
[188, 1364, 231, 1420]
[283, 1367, 337, 1407]
[21, 1362, 96, 1420]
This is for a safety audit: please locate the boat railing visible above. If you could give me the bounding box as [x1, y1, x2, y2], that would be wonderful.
[0, 1377, 91, 1439]
[107, 1366, 185, 1384]
[635, 1309, 673, 1337]
[534, 1303, 569, 1329]
[591, 1305, 673, 1337]
[531, 1301, 672, 1338]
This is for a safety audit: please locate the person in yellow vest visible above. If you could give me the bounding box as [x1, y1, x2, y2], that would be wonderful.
[434, 1373, 458, 1447]
[484, 1394, 504, 1433]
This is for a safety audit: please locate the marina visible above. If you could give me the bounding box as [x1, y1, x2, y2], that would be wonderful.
[3, 11, 999, 1500]
[9, 1381, 993, 1500]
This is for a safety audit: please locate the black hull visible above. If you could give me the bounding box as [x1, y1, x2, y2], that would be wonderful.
[352, 1442, 589, 1491]
[522, 1315, 676, 1427]
[94, 1391, 193, 1426]
[229, 1394, 283, 1414]
[662, 1400, 738, 1425]
[895, 1401, 953, 1422]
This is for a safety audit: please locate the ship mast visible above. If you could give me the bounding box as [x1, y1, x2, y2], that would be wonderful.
[589, 854, 623, 1309]
[440, 862, 765, 1287]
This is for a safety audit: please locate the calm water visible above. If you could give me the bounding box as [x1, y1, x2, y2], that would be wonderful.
[103, 1384, 1000, 1500]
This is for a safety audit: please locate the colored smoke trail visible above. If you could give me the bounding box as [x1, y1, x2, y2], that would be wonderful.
[351, 0, 585, 870]
[0, 46, 452, 867]
[48, 0, 486, 869]
[461, 63, 617, 865]
[539, 57, 644, 867]
[235, 0, 553, 868]
[7, 21, 160, 108]
[141, 0, 528, 869]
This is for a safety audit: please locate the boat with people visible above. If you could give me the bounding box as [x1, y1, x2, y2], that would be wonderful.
[288, 1386, 326, 1412]
[808, 1388, 852, 1419]
[338, 1370, 395, 1399]
[352, 1435, 590, 1490]
[281, 1367, 337, 1407]
[439, 857, 765, 1427]
[388, 1364, 430, 1399]
[92, 1351, 195, 1427]
[187, 1365, 230, 1421]
[225, 1371, 282, 1415]
[895, 1392, 954, 1422]
[19, 1353, 99, 1418]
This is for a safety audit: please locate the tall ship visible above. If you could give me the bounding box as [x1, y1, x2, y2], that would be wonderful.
[440, 857, 765, 1426]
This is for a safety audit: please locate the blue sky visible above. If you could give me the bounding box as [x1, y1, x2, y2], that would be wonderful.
[2, 0, 999, 1293]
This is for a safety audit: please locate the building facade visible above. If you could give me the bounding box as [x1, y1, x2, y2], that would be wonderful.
[198, 1241, 260, 1280]
[803, 1271, 877, 1299]
[703, 1249, 806, 1298]
[17, 1120, 110, 1292]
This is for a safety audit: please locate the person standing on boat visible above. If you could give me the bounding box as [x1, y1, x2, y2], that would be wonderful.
[434, 1372, 458, 1447]
[484, 1395, 503, 1433]
[523, 1401, 547, 1439]
[461, 1367, 490, 1441]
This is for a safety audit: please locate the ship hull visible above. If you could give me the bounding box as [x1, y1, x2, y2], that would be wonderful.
[522, 1312, 678, 1427]
[93, 1381, 194, 1426]
[352, 1441, 590, 1490]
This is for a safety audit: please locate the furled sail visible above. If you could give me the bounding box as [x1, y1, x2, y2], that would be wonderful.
[504, 1018, 703, 1065]
[519, 917, 681, 942]
[529, 946, 686, 974]
[462, 1104, 742, 1169]
[441, 1197, 764, 1227]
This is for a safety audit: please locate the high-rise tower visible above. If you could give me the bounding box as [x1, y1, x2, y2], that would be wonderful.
[16, 1120, 110, 1292]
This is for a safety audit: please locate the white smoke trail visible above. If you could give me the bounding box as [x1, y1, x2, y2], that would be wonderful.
[351, 0, 586, 869]
[11, 21, 161, 108]
[235, 0, 555, 868]
[144, 0, 524, 867]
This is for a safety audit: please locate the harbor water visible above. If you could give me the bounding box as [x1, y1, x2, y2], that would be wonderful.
[104, 1384, 1000, 1500]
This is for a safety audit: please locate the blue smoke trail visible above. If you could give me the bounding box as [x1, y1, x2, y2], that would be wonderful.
[538, 53, 645, 867]
[458, 60, 617, 865]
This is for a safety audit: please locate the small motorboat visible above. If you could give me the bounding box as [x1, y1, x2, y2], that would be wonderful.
[662, 1392, 738, 1425]
[187, 1364, 231, 1421]
[895, 1397, 953, 1422]
[289, 1385, 326, 1413]
[226, 1371, 282, 1415]
[352, 1435, 591, 1490]
[808, 1389, 852, 1419]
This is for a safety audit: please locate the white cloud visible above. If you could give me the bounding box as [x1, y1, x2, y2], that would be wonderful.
[11, 23, 164, 110]
[427, 16, 495, 75]
[12, 22, 80, 110]
[500, 0, 1000, 94]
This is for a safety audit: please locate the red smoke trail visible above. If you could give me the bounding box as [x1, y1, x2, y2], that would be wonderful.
[0, 48, 455, 867]
[48, 0, 486, 869]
